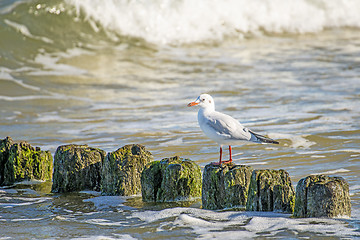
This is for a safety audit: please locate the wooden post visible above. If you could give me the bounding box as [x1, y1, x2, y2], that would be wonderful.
[246, 169, 295, 213]
[101, 144, 153, 196]
[51, 144, 105, 193]
[294, 175, 351, 218]
[141, 156, 202, 202]
[202, 163, 253, 210]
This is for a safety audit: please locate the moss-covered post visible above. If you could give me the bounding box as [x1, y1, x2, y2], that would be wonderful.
[2, 140, 53, 186]
[141, 160, 163, 202]
[0, 136, 14, 185]
[202, 163, 253, 210]
[294, 175, 351, 218]
[51, 144, 105, 193]
[101, 144, 153, 196]
[141, 156, 202, 202]
[246, 169, 295, 213]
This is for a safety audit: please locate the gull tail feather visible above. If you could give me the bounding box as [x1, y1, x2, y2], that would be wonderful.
[249, 130, 279, 144]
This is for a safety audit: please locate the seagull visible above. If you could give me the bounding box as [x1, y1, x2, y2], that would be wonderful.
[188, 93, 279, 165]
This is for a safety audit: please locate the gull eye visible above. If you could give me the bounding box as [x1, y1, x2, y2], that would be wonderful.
[202, 98, 205, 101]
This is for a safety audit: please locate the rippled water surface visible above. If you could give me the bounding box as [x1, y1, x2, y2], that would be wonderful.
[1, 0, 360, 239]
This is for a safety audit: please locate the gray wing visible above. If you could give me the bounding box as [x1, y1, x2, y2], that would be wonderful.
[205, 112, 252, 141]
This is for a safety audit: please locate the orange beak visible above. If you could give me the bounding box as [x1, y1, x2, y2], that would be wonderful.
[187, 102, 199, 107]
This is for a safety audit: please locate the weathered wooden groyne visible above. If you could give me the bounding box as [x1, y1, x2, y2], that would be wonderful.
[0, 136, 52, 186]
[102, 144, 153, 196]
[141, 156, 202, 202]
[294, 175, 351, 218]
[0, 136, 351, 218]
[202, 164, 253, 210]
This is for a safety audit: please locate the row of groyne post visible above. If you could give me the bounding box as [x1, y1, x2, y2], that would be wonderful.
[0, 136, 351, 218]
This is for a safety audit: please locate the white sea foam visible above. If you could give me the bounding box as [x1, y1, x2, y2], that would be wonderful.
[196, 230, 256, 240]
[333, 149, 360, 153]
[0, 0, 25, 14]
[67, 0, 360, 44]
[31, 52, 88, 76]
[132, 208, 360, 238]
[268, 133, 316, 149]
[0, 93, 89, 102]
[240, 161, 268, 165]
[299, 149, 360, 157]
[9, 78, 41, 91]
[245, 216, 358, 237]
[0, 188, 18, 194]
[35, 114, 89, 123]
[173, 212, 250, 237]
[310, 155, 326, 158]
[83, 218, 124, 226]
[350, 185, 360, 192]
[0, 95, 54, 101]
[0, 197, 51, 208]
[11, 218, 44, 222]
[73, 235, 137, 240]
[4, 19, 53, 44]
[17, 189, 39, 196]
[0, 69, 41, 92]
[312, 168, 350, 175]
[132, 207, 240, 223]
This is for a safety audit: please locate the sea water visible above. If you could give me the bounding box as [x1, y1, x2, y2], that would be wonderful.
[0, 0, 360, 239]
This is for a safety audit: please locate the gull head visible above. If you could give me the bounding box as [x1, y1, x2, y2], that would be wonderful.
[187, 93, 215, 110]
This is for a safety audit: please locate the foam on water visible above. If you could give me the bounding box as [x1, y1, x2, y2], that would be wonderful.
[312, 168, 351, 175]
[310, 155, 326, 158]
[72, 235, 137, 240]
[244, 216, 359, 237]
[0, 197, 51, 208]
[131, 207, 360, 238]
[35, 113, 94, 123]
[0, 0, 25, 14]
[0, 70, 41, 92]
[4, 19, 53, 44]
[67, 0, 360, 44]
[267, 133, 316, 149]
[83, 218, 125, 226]
[0, 188, 18, 194]
[31, 52, 88, 76]
[0, 91, 90, 102]
[240, 161, 268, 166]
[11, 218, 44, 222]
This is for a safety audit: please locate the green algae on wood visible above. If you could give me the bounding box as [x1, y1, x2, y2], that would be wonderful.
[141, 156, 202, 202]
[202, 163, 253, 210]
[294, 175, 351, 218]
[51, 144, 106, 193]
[140, 160, 163, 202]
[0, 136, 14, 185]
[101, 144, 153, 196]
[246, 169, 295, 213]
[1, 138, 53, 186]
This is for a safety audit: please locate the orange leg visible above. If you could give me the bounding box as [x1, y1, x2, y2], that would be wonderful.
[219, 146, 223, 164]
[211, 146, 223, 165]
[229, 145, 232, 162]
[221, 145, 233, 164]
